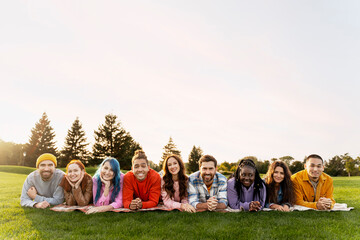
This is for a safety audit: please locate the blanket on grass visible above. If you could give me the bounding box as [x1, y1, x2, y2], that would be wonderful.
[291, 203, 354, 212]
[225, 203, 353, 212]
[50, 204, 180, 213]
[51, 203, 353, 213]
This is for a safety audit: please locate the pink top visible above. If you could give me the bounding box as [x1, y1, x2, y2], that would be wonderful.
[161, 177, 188, 209]
[92, 173, 124, 209]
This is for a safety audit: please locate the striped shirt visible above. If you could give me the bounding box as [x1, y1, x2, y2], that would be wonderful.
[188, 171, 228, 208]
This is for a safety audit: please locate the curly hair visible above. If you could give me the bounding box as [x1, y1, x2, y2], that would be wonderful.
[162, 155, 188, 200]
[264, 160, 295, 205]
[234, 159, 264, 201]
[132, 150, 148, 165]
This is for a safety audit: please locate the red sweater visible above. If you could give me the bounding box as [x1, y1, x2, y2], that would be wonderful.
[123, 169, 161, 209]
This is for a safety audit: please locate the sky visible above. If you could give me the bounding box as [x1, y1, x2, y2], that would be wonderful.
[1, 1, 360, 164]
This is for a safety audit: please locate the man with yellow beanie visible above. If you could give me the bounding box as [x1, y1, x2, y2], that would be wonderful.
[20, 153, 65, 208]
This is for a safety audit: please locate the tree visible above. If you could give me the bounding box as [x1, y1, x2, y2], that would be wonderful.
[92, 114, 141, 169]
[0, 139, 25, 165]
[159, 137, 181, 168]
[324, 155, 346, 176]
[279, 156, 294, 166]
[218, 161, 231, 172]
[289, 161, 304, 174]
[230, 165, 237, 172]
[187, 145, 203, 173]
[24, 112, 57, 167]
[343, 153, 358, 177]
[149, 160, 161, 172]
[256, 160, 270, 174]
[60, 117, 89, 167]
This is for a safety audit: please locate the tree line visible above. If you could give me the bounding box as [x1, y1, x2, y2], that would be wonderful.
[0, 112, 359, 176]
[217, 154, 360, 176]
[0, 112, 204, 172]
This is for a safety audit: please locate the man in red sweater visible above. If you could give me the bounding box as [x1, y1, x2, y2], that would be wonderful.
[123, 150, 161, 210]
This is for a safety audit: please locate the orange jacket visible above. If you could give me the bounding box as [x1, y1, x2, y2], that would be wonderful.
[122, 169, 161, 209]
[291, 170, 335, 209]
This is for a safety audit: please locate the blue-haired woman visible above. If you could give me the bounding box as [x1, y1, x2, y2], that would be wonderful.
[86, 158, 124, 214]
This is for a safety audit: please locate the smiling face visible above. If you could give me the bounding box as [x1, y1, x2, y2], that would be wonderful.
[167, 157, 180, 176]
[200, 161, 217, 186]
[101, 161, 115, 181]
[273, 166, 285, 184]
[38, 160, 55, 181]
[239, 166, 255, 188]
[67, 163, 83, 183]
[305, 157, 324, 182]
[132, 158, 149, 181]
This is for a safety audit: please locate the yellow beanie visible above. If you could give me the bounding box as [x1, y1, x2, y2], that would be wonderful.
[36, 153, 57, 168]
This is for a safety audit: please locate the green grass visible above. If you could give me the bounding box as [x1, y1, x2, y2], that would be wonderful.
[0, 166, 359, 240]
[0, 165, 36, 175]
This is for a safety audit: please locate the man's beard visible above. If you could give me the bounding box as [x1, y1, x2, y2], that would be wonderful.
[40, 171, 53, 180]
[202, 174, 214, 182]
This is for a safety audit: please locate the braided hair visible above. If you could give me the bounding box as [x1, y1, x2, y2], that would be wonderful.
[234, 159, 264, 201]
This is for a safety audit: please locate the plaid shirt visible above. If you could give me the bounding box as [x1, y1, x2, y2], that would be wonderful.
[188, 171, 228, 208]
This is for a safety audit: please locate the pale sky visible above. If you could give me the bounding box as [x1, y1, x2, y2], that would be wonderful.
[1, 1, 360, 164]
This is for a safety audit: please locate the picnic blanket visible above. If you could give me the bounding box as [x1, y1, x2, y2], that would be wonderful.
[51, 203, 353, 213]
[225, 203, 353, 212]
[50, 204, 180, 213]
[291, 203, 354, 212]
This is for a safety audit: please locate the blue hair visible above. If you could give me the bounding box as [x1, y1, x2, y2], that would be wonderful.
[94, 157, 121, 204]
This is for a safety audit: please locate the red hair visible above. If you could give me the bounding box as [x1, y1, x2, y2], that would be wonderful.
[66, 160, 85, 173]
[60, 160, 91, 192]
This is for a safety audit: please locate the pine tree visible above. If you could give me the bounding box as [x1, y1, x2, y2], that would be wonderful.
[159, 137, 181, 168]
[92, 114, 141, 169]
[187, 145, 203, 173]
[24, 112, 57, 167]
[60, 117, 89, 167]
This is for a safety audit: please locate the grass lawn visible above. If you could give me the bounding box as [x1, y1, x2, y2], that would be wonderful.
[0, 166, 359, 240]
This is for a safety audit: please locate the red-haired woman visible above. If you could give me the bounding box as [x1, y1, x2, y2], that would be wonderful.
[264, 160, 295, 212]
[59, 160, 93, 206]
[161, 155, 195, 212]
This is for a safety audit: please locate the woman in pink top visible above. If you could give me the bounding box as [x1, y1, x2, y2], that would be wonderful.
[161, 155, 195, 212]
[86, 158, 124, 214]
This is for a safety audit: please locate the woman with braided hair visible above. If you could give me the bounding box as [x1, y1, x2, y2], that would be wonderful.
[227, 159, 266, 211]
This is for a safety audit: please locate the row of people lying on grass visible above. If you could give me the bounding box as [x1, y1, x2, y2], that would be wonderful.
[20, 151, 335, 213]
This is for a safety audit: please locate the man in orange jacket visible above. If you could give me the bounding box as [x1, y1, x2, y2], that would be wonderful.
[123, 150, 161, 210]
[291, 154, 335, 210]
